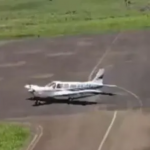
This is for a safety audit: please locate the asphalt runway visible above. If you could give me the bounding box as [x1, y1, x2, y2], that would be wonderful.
[0, 31, 150, 119]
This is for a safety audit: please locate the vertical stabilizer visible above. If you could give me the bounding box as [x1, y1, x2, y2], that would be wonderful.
[92, 68, 104, 83]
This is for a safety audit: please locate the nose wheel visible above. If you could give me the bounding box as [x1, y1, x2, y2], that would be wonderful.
[34, 99, 42, 106]
[68, 97, 73, 104]
[32, 95, 41, 106]
[35, 99, 39, 105]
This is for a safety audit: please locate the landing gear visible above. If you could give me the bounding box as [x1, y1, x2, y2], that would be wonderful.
[68, 97, 73, 104]
[31, 92, 35, 100]
[31, 92, 40, 106]
[33, 97, 42, 106]
[34, 99, 40, 106]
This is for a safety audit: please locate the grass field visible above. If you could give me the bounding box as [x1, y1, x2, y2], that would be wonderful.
[0, 0, 150, 38]
[0, 123, 30, 150]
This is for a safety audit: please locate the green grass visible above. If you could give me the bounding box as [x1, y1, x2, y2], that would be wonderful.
[0, 123, 30, 150]
[0, 0, 150, 38]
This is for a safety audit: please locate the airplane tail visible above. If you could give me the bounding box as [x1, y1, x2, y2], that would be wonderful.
[92, 68, 104, 84]
[92, 68, 117, 88]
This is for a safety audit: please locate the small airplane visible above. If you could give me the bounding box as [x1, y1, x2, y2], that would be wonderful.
[24, 68, 117, 105]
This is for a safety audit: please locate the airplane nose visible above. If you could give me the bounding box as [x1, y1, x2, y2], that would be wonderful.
[30, 89, 35, 93]
[25, 85, 30, 89]
[28, 88, 35, 92]
[24, 85, 35, 93]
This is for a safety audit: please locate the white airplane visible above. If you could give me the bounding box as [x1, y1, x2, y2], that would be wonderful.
[25, 68, 117, 105]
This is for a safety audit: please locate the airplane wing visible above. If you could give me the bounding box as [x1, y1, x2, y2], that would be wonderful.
[50, 89, 104, 99]
[53, 88, 116, 98]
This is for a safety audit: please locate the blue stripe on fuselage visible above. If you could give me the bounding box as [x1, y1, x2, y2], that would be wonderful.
[69, 85, 102, 91]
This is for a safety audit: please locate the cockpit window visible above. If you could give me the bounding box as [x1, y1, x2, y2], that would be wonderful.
[56, 83, 62, 88]
[63, 84, 69, 89]
[46, 82, 56, 89]
[70, 84, 76, 88]
[46, 82, 53, 87]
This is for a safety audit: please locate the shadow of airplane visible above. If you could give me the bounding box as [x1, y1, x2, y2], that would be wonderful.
[27, 97, 98, 106]
[26, 92, 116, 107]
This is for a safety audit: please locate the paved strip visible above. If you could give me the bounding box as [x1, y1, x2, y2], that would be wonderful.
[0, 61, 26, 68]
[31, 74, 54, 79]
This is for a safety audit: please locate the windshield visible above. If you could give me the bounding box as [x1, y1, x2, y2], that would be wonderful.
[45, 82, 56, 88]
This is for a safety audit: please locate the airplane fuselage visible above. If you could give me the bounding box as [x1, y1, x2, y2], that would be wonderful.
[28, 81, 103, 99]
[25, 68, 117, 105]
